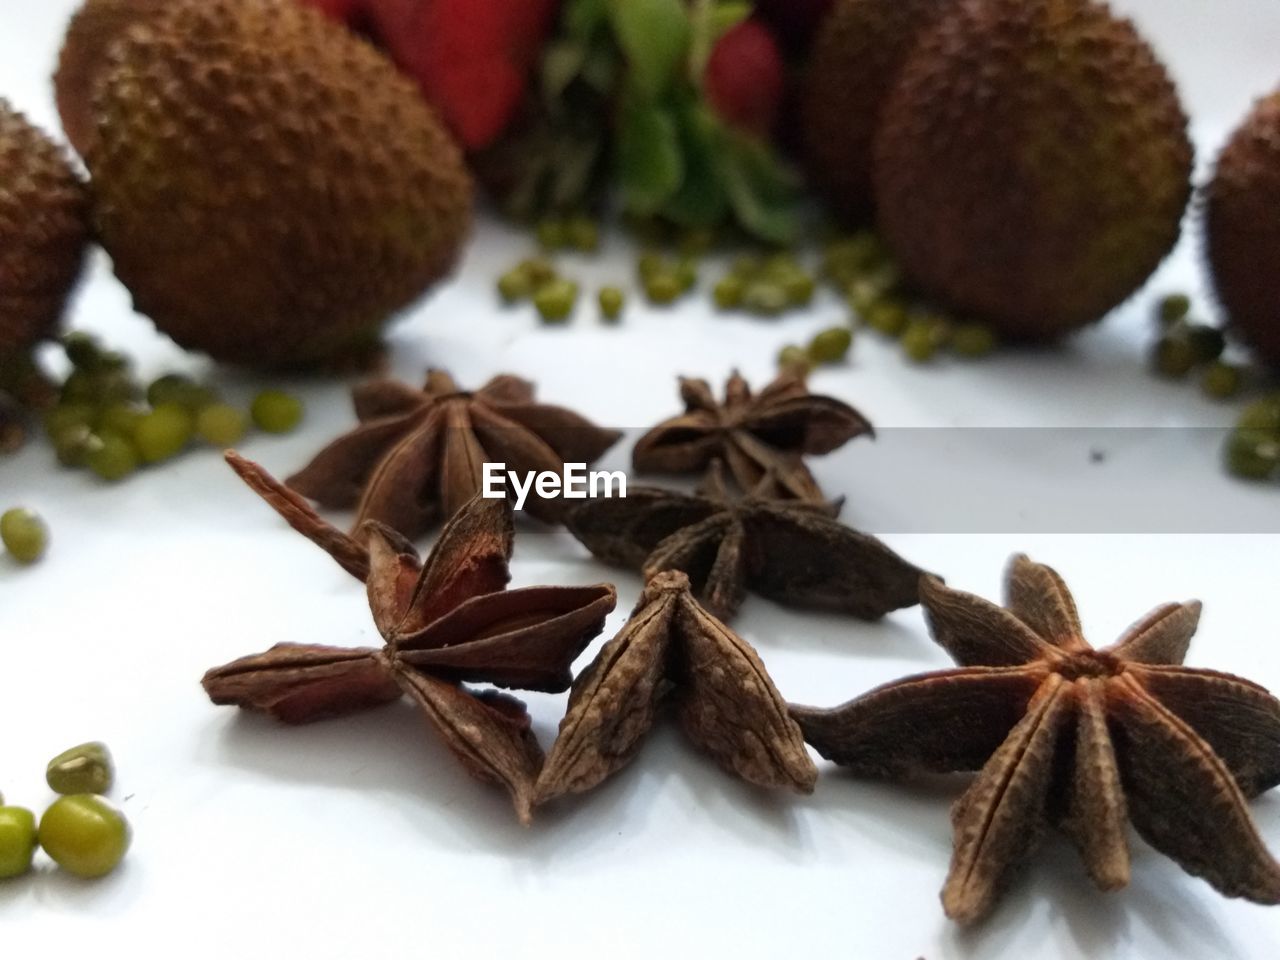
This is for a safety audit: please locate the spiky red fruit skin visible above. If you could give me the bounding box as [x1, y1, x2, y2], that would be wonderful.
[872, 0, 1193, 340]
[801, 0, 952, 223]
[1205, 92, 1280, 369]
[705, 19, 786, 139]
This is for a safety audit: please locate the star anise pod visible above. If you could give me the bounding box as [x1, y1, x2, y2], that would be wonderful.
[286, 369, 622, 538]
[791, 555, 1280, 924]
[632, 370, 873, 501]
[564, 460, 923, 621]
[202, 452, 618, 823]
[534, 570, 816, 807]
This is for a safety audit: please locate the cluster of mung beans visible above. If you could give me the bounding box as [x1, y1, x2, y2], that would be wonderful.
[1149, 294, 1247, 399]
[0, 742, 131, 880]
[1225, 394, 1280, 482]
[822, 232, 999, 364]
[43, 333, 304, 483]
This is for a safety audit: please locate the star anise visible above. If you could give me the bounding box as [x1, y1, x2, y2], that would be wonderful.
[791, 555, 1280, 924]
[286, 369, 622, 538]
[632, 370, 873, 501]
[202, 452, 618, 823]
[534, 570, 816, 807]
[563, 460, 923, 621]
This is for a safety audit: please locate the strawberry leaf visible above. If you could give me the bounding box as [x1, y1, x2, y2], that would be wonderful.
[711, 2, 754, 36]
[661, 101, 729, 226]
[717, 127, 804, 244]
[550, 136, 606, 209]
[542, 41, 587, 104]
[566, 0, 612, 40]
[580, 42, 621, 94]
[688, 0, 753, 78]
[618, 100, 685, 213]
[609, 0, 692, 98]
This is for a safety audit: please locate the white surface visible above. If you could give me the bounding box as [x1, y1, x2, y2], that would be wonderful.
[3, 2, 1280, 957]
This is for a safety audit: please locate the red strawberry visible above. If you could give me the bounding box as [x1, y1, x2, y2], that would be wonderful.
[297, 0, 558, 151]
[383, 0, 550, 150]
[705, 18, 786, 140]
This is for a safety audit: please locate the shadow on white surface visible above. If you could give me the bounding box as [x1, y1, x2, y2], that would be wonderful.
[798, 765, 1262, 958]
[742, 598, 940, 665]
[0, 859, 142, 917]
[198, 702, 820, 857]
[943, 837, 1246, 959]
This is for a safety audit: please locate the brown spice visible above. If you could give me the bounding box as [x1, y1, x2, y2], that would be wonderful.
[633, 370, 873, 502]
[564, 460, 924, 621]
[286, 369, 621, 538]
[791, 554, 1280, 924]
[534, 570, 816, 807]
[203, 452, 617, 823]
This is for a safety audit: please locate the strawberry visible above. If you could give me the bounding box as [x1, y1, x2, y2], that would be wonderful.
[704, 18, 785, 140]
[297, 0, 558, 151]
[385, 0, 554, 151]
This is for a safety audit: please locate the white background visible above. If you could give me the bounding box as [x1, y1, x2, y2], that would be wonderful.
[3, 1, 1280, 957]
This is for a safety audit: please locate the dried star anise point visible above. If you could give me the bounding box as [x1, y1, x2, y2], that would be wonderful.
[205, 454, 618, 823]
[633, 370, 873, 503]
[564, 459, 924, 623]
[532, 569, 816, 808]
[792, 555, 1280, 924]
[284, 368, 621, 539]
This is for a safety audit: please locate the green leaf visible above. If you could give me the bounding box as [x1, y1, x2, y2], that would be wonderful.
[716, 127, 805, 244]
[580, 42, 620, 94]
[609, 0, 692, 98]
[688, 0, 752, 78]
[617, 101, 685, 214]
[566, 0, 611, 40]
[661, 102, 728, 226]
[542, 41, 587, 105]
[710, 2, 753, 37]
[550, 136, 606, 210]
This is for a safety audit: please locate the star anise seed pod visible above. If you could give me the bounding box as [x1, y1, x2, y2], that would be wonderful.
[791, 555, 1280, 924]
[534, 570, 817, 807]
[632, 370, 873, 501]
[286, 369, 622, 538]
[564, 460, 923, 621]
[203, 452, 618, 823]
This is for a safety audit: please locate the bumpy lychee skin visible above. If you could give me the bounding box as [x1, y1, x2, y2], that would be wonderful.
[55, 0, 168, 157]
[88, 0, 473, 370]
[873, 0, 1193, 340]
[801, 0, 949, 223]
[0, 100, 90, 359]
[1205, 91, 1280, 369]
